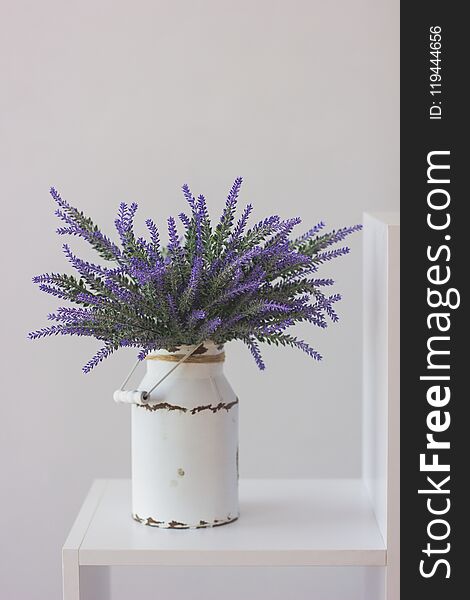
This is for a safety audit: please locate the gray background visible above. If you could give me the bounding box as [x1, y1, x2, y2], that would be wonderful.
[0, 1, 398, 598]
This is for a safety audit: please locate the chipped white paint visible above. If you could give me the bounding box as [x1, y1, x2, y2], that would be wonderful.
[131, 341, 239, 528]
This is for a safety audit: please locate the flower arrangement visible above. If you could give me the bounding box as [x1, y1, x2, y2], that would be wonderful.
[29, 178, 361, 372]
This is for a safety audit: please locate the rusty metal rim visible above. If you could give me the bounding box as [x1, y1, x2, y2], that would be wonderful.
[132, 512, 239, 529]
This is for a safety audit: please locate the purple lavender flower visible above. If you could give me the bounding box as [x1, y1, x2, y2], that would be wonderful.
[62, 244, 108, 281]
[37, 284, 69, 300]
[250, 215, 281, 233]
[167, 293, 179, 321]
[51, 187, 122, 262]
[179, 213, 191, 230]
[315, 292, 341, 322]
[145, 219, 161, 252]
[224, 177, 243, 216]
[197, 194, 209, 221]
[315, 224, 363, 250]
[182, 183, 197, 214]
[200, 317, 222, 339]
[291, 339, 322, 361]
[129, 257, 165, 287]
[167, 216, 180, 252]
[259, 301, 293, 313]
[246, 338, 265, 370]
[115, 202, 138, 244]
[295, 221, 325, 242]
[219, 280, 261, 302]
[76, 292, 108, 306]
[261, 318, 295, 335]
[213, 177, 243, 252]
[185, 255, 203, 299]
[229, 204, 253, 245]
[82, 345, 116, 374]
[315, 247, 350, 263]
[29, 325, 63, 339]
[310, 278, 335, 287]
[189, 309, 206, 324]
[30, 180, 361, 372]
[48, 307, 96, 322]
[274, 251, 310, 272]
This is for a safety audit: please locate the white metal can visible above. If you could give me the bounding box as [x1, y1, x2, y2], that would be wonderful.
[131, 341, 239, 528]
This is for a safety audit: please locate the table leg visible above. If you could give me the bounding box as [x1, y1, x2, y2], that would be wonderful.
[63, 548, 80, 600]
[62, 481, 109, 600]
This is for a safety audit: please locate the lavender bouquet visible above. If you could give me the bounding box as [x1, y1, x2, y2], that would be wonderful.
[30, 178, 361, 372]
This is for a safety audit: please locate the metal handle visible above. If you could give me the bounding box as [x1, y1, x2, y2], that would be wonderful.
[113, 344, 203, 406]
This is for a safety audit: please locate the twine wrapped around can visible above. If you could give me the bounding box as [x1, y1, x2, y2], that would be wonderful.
[145, 351, 226, 363]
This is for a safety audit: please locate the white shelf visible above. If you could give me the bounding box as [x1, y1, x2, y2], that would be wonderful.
[63, 213, 399, 600]
[74, 478, 385, 567]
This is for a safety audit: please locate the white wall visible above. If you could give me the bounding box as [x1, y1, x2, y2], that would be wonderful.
[0, 1, 398, 598]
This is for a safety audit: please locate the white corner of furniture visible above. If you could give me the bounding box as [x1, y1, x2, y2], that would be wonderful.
[362, 212, 400, 600]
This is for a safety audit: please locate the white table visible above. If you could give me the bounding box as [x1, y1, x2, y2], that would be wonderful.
[62, 214, 399, 600]
[62, 478, 386, 600]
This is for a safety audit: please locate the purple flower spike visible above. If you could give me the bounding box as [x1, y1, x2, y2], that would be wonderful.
[167, 216, 180, 251]
[315, 247, 350, 263]
[292, 339, 322, 361]
[229, 204, 253, 245]
[189, 309, 206, 324]
[182, 184, 197, 214]
[200, 317, 222, 339]
[115, 202, 138, 244]
[296, 221, 325, 242]
[225, 177, 243, 211]
[82, 345, 116, 373]
[197, 194, 209, 220]
[145, 219, 161, 250]
[179, 213, 191, 230]
[246, 337, 266, 370]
